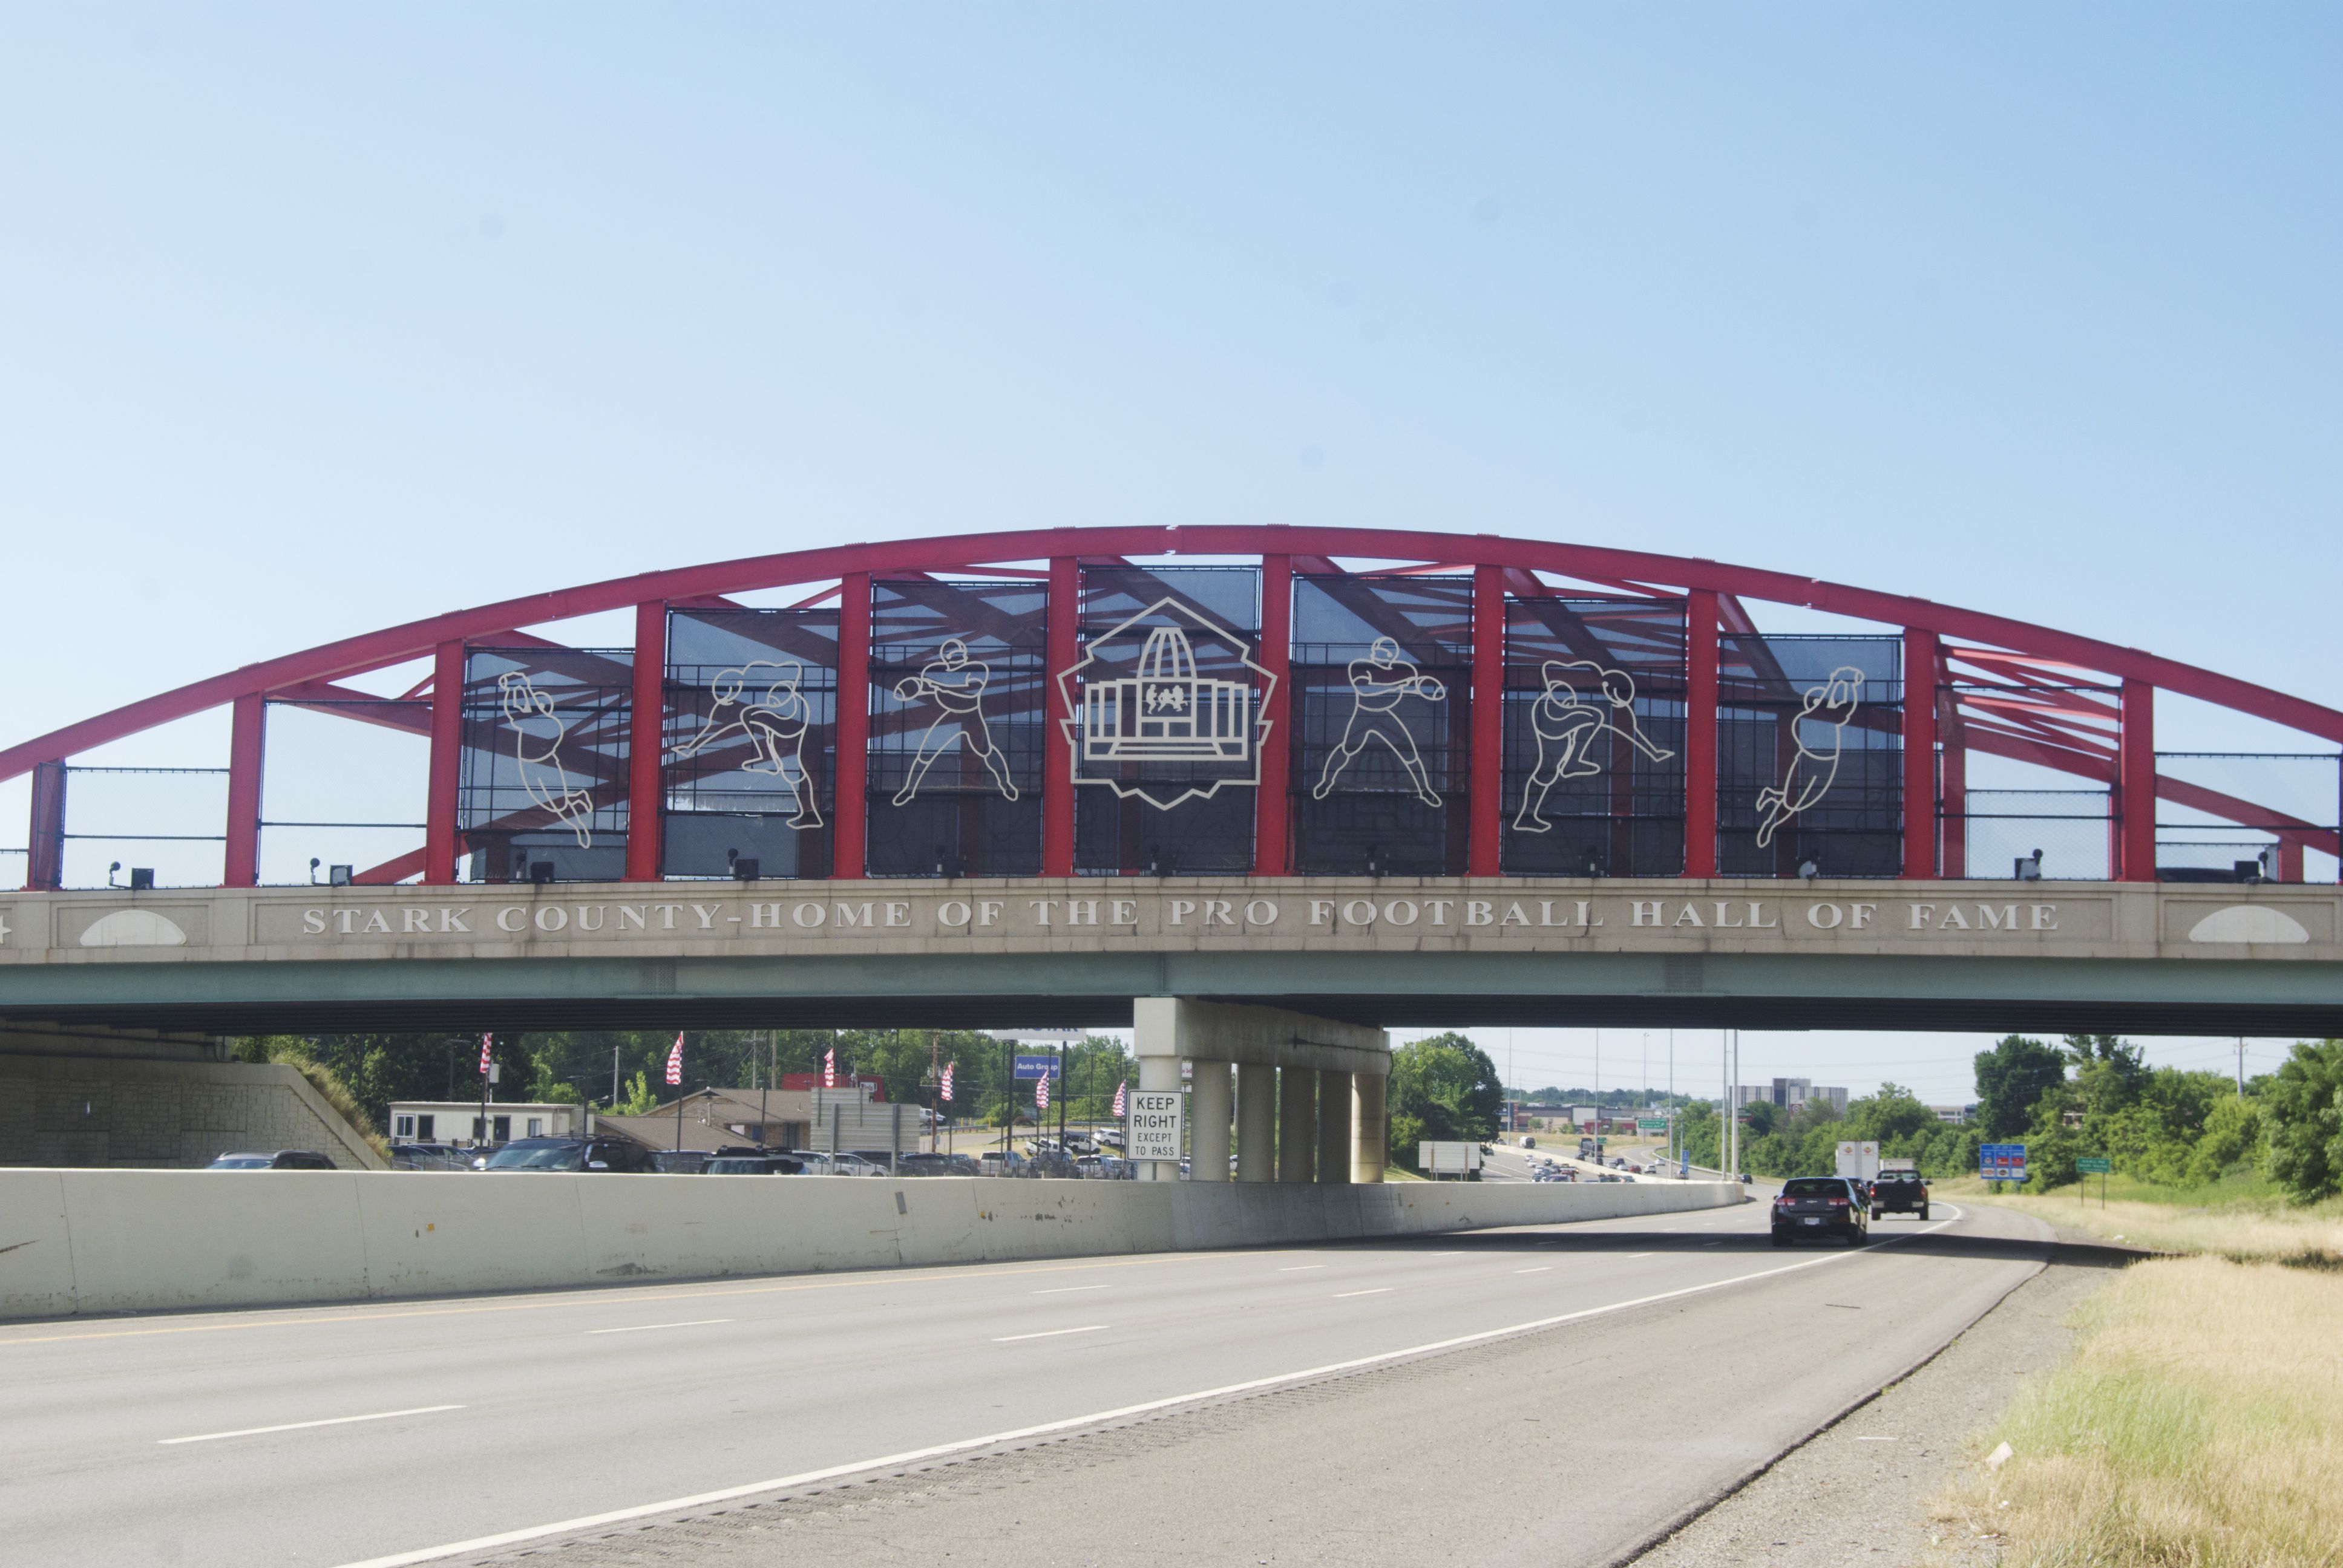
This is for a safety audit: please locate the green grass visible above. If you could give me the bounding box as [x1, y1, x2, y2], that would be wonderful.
[1943, 1174, 2343, 1267]
[1932, 1256, 2343, 1566]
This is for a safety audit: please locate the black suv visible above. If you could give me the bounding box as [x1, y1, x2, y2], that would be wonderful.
[479, 1137, 657, 1173]
[1771, 1176, 1869, 1247]
[1869, 1169, 1930, 1221]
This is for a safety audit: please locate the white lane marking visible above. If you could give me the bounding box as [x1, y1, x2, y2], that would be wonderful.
[160, 1404, 464, 1446]
[329, 1206, 1969, 1568]
[1513, 1267, 1552, 1275]
[1333, 1288, 1393, 1299]
[1031, 1285, 1110, 1295]
[992, 1325, 1108, 1343]
[1277, 1265, 1326, 1272]
[584, 1319, 734, 1336]
[1624, 1252, 1654, 1259]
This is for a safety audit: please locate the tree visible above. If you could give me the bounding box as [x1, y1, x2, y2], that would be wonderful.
[1386, 1033, 1504, 1168]
[1973, 1035, 2067, 1140]
[2264, 1039, 2343, 1202]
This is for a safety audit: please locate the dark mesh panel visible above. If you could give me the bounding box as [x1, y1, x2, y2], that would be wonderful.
[1717, 634, 1902, 878]
[1501, 598, 1687, 876]
[1073, 564, 1263, 875]
[1290, 575, 1472, 875]
[867, 579, 1047, 877]
[664, 609, 839, 878]
[459, 647, 633, 882]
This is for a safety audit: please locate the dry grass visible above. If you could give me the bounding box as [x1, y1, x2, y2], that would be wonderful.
[1939, 1177, 2343, 1268]
[1933, 1255, 2343, 1567]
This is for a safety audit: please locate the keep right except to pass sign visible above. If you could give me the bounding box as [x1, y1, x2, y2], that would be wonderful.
[1127, 1091, 1184, 1163]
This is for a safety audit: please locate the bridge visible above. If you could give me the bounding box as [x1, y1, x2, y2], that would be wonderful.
[2, 527, 2338, 1166]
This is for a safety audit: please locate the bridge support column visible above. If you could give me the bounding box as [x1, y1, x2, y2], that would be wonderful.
[1236, 1062, 1276, 1181]
[1139, 998, 1388, 1186]
[1316, 1069, 1352, 1184]
[1133, 999, 1182, 1181]
[1190, 1059, 1231, 1182]
[1352, 1068, 1387, 1184]
[1277, 1067, 1315, 1183]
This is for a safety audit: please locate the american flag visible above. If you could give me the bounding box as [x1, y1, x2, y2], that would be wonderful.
[478, 1033, 493, 1074]
[664, 1032, 684, 1087]
[1111, 1079, 1127, 1117]
[939, 1061, 955, 1102]
[823, 1047, 837, 1088]
[1035, 1072, 1050, 1111]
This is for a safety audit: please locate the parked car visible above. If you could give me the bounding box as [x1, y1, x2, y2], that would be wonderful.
[1095, 1127, 1126, 1150]
[388, 1142, 468, 1171]
[647, 1149, 712, 1174]
[481, 1138, 658, 1174]
[978, 1150, 1032, 1177]
[1074, 1154, 1133, 1179]
[704, 1155, 803, 1175]
[824, 1152, 893, 1176]
[1771, 1176, 1869, 1246]
[206, 1149, 336, 1171]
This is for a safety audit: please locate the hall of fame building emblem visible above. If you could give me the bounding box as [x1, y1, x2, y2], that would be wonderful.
[1058, 598, 1276, 809]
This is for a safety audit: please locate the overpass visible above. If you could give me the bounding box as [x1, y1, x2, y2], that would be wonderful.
[2, 527, 2338, 1165]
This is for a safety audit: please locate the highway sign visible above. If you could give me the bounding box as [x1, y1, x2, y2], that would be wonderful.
[1979, 1142, 2028, 1183]
[1637, 1117, 1667, 1134]
[1011, 1054, 1063, 1080]
[2076, 1157, 2112, 1174]
[1127, 1091, 1183, 1162]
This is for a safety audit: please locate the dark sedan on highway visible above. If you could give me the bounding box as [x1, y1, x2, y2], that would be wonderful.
[1771, 1176, 1870, 1247]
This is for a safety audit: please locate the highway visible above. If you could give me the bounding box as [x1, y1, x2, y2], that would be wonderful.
[0, 1194, 2051, 1568]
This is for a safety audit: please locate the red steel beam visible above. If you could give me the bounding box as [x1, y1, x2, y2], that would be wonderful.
[1042, 557, 1078, 877]
[222, 694, 265, 887]
[8, 526, 2340, 790]
[625, 603, 666, 884]
[424, 640, 465, 885]
[1684, 590, 1720, 877]
[1467, 564, 1504, 876]
[831, 573, 871, 879]
[1254, 554, 1294, 875]
[2119, 679, 2157, 882]
[1902, 628, 1937, 878]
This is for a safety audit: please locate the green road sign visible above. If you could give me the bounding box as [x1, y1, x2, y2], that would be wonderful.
[2076, 1157, 2112, 1174]
[1637, 1118, 1667, 1134]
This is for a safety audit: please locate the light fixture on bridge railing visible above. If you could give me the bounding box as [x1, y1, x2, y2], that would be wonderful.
[528, 860, 555, 885]
[128, 867, 155, 891]
[1797, 858, 1820, 881]
[2016, 849, 2043, 882]
[309, 857, 321, 884]
[108, 861, 122, 887]
[731, 855, 760, 883]
[329, 864, 353, 887]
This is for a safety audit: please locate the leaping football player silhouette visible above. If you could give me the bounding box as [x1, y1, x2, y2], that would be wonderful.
[1314, 638, 1446, 807]
[893, 639, 1020, 805]
[498, 671, 597, 848]
[674, 659, 822, 828]
[1513, 660, 1676, 834]
[1755, 666, 1863, 848]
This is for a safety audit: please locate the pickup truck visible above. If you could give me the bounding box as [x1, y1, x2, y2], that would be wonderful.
[1869, 1169, 1931, 1220]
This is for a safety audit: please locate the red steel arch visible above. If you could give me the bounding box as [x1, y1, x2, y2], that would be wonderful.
[8, 525, 2338, 889]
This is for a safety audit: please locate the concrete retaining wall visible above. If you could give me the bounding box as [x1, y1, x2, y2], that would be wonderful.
[0, 1036, 385, 1171]
[0, 1169, 1739, 1320]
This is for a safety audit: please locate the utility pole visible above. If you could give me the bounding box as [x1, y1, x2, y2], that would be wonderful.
[758, 1029, 773, 1152]
[2236, 1036, 2246, 1096]
[1667, 1028, 1676, 1171]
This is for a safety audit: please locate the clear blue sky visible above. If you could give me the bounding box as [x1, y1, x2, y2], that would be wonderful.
[3, 5, 2336, 1099]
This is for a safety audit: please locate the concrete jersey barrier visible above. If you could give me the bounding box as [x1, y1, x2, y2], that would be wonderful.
[0, 1169, 1740, 1321]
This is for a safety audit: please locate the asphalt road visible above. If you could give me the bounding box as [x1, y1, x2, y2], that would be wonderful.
[1, 1194, 2051, 1568]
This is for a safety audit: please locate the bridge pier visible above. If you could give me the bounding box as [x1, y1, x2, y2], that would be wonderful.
[1133, 998, 1391, 1184]
[1235, 1062, 1276, 1181]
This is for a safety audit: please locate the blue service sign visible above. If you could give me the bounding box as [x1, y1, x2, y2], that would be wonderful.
[1979, 1142, 2028, 1180]
[1012, 1054, 1063, 1080]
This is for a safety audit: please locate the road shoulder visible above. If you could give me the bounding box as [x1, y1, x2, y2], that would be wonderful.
[1624, 1218, 2138, 1568]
